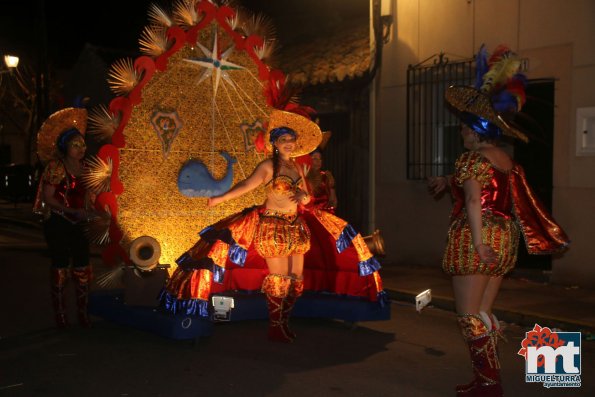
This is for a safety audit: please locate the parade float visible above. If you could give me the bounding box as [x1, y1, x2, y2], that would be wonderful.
[84, 0, 389, 339]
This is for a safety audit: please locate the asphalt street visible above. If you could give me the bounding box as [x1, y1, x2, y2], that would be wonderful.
[1, 218, 594, 396]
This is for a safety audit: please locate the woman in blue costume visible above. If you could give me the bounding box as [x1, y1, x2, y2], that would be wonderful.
[161, 110, 386, 343]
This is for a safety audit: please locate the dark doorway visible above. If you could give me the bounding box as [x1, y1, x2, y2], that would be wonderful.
[315, 110, 370, 233]
[513, 79, 555, 269]
[0, 144, 11, 165]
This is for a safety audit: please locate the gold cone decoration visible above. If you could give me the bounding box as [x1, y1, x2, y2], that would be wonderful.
[88, 104, 119, 142]
[96, 267, 124, 289]
[254, 40, 276, 61]
[242, 12, 276, 40]
[85, 207, 112, 246]
[108, 58, 140, 96]
[82, 155, 113, 194]
[226, 9, 242, 31]
[363, 229, 385, 257]
[148, 3, 173, 28]
[139, 25, 169, 57]
[173, 0, 201, 28]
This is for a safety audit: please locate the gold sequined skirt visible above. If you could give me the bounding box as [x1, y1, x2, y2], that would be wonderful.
[442, 212, 520, 276]
[254, 209, 311, 258]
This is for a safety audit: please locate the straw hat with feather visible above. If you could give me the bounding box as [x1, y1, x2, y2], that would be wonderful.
[445, 44, 529, 143]
[36, 107, 88, 164]
[266, 110, 322, 157]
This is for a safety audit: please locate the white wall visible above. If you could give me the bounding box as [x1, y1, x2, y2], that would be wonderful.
[377, 0, 595, 286]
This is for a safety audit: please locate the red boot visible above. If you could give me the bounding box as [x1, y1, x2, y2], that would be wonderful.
[456, 314, 503, 397]
[72, 265, 93, 328]
[282, 277, 304, 339]
[51, 267, 69, 328]
[262, 274, 292, 343]
[457, 312, 508, 393]
[456, 313, 491, 393]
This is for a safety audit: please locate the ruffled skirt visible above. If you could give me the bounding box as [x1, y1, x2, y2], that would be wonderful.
[442, 212, 520, 276]
[160, 206, 387, 317]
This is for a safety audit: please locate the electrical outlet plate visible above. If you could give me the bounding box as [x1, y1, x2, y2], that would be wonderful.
[576, 107, 595, 156]
[415, 289, 432, 312]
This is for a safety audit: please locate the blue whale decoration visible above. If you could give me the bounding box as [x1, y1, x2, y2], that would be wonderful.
[177, 151, 237, 197]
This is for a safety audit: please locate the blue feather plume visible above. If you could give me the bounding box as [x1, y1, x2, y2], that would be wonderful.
[474, 44, 488, 89]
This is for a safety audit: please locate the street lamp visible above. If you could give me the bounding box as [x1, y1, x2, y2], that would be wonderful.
[4, 55, 19, 68]
[1, 54, 19, 74]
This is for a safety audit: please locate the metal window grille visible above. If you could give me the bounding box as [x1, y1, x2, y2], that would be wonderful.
[407, 54, 474, 180]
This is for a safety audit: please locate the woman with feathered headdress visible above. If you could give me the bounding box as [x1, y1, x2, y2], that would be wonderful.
[437, 45, 569, 396]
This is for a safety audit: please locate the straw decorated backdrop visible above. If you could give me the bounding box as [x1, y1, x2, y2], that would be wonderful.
[86, 0, 283, 266]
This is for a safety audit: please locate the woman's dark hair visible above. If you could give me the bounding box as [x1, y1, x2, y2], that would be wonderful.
[477, 134, 496, 143]
[56, 128, 84, 155]
[269, 127, 296, 144]
[310, 148, 322, 157]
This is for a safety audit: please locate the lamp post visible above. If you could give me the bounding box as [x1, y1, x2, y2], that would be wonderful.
[1, 54, 20, 164]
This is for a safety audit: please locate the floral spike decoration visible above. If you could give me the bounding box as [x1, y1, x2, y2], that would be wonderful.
[445, 44, 529, 142]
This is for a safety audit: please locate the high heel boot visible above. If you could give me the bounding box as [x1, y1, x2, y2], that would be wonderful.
[51, 267, 69, 328]
[456, 314, 503, 397]
[261, 274, 293, 343]
[72, 265, 93, 328]
[281, 277, 303, 339]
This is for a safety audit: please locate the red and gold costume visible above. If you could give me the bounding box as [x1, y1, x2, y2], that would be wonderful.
[161, 176, 386, 317]
[443, 151, 569, 276]
[307, 170, 336, 211]
[34, 160, 88, 222]
[254, 175, 311, 258]
[34, 159, 93, 328]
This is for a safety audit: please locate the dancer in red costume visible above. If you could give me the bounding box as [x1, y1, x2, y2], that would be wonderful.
[306, 148, 338, 213]
[33, 106, 95, 328]
[161, 110, 386, 343]
[436, 45, 569, 396]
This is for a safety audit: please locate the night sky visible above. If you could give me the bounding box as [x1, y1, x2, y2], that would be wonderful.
[1, 0, 366, 70]
[1, 0, 155, 69]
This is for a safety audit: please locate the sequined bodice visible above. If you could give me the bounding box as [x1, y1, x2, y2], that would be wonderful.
[451, 166, 514, 219]
[266, 174, 301, 197]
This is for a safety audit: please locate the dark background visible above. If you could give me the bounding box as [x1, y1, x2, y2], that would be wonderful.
[1, 0, 154, 68]
[0, 0, 366, 70]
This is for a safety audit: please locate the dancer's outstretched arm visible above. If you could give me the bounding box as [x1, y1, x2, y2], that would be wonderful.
[208, 159, 272, 207]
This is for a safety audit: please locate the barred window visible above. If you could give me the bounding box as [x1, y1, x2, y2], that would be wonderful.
[406, 54, 474, 179]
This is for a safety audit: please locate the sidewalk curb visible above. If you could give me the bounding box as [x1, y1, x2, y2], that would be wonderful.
[385, 288, 594, 333]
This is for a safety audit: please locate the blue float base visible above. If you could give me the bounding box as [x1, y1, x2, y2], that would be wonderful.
[89, 289, 391, 340]
[89, 289, 213, 340]
[220, 291, 391, 323]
